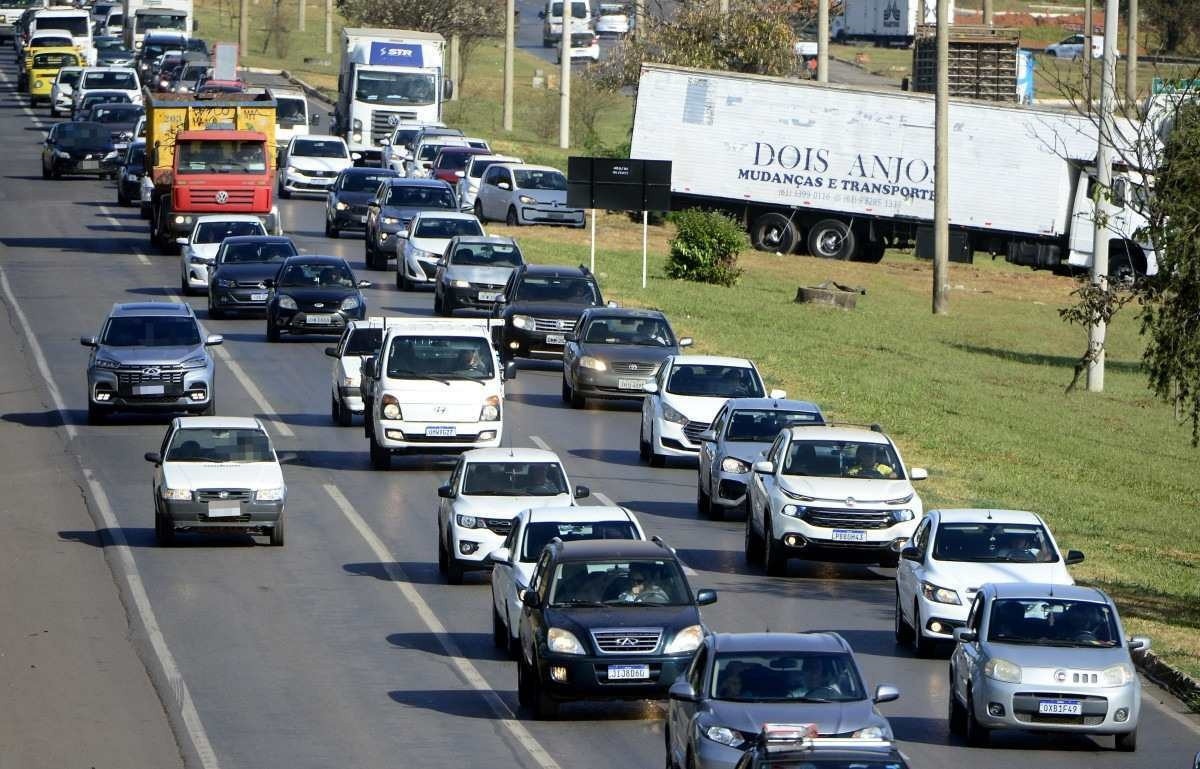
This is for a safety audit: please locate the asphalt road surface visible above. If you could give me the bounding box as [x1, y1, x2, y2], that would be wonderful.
[1, 59, 1197, 769]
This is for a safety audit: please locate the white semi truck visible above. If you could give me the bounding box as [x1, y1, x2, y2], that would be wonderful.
[630, 64, 1155, 277]
[122, 0, 193, 49]
[335, 28, 447, 166]
[832, 0, 950, 46]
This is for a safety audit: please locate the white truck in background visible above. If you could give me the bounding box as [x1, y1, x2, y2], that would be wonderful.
[334, 28, 447, 166]
[122, 0, 192, 50]
[832, 0, 949, 46]
[631, 64, 1156, 277]
[0, 0, 43, 42]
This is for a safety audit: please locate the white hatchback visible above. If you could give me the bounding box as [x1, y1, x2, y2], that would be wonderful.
[396, 210, 484, 290]
[457, 153, 522, 211]
[73, 67, 141, 114]
[178, 215, 268, 295]
[278, 135, 354, 197]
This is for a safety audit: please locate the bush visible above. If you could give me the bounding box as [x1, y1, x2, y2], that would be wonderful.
[665, 209, 746, 287]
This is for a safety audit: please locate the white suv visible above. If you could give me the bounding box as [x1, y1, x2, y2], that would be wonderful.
[488, 505, 645, 654]
[746, 425, 927, 574]
[437, 448, 590, 584]
[177, 215, 268, 295]
[894, 508, 1083, 655]
[72, 66, 141, 113]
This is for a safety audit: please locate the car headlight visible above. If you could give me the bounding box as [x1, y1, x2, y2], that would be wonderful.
[95, 357, 122, 369]
[579, 355, 606, 371]
[381, 216, 400, 225]
[352, 132, 363, 143]
[891, 508, 915, 523]
[782, 488, 817, 502]
[518, 194, 537, 204]
[216, 278, 236, 288]
[340, 296, 360, 311]
[188, 254, 212, 265]
[480, 395, 500, 421]
[255, 487, 284, 502]
[920, 581, 961, 605]
[852, 725, 887, 740]
[104, 150, 118, 160]
[34, 79, 42, 88]
[160, 487, 191, 501]
[511, 314, 534, 329]
[277, 295, 298, 310]
[456, 514, 481, 529]
[180, 355, 207, 369]
[781, 503, 805, 517]
[885, 492, 915, 505]
[452, 279, 471, 288]
[415, 249, 438, 262]
[55, 149, 70, 159]
[381, 394, 402, 420]
[1100, 663, 1135, 687]
[335, 201, 349, 210]
[547, 627, 586, 655]
[703, 726, 748, 749]
[983, 658, 1023, 684]
[661, 403, 687, 424]
[352, 118, 362, 131]
[664, 624, 703, 654]
[174, 215, 192, 225]
[721, 456, 750, 474]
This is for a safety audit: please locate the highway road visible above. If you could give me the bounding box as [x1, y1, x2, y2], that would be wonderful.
[0, 59, 1196, 769]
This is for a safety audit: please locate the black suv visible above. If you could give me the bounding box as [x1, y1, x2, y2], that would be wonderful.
[492, 264, 605, 363]
[516, 539, 716, 719]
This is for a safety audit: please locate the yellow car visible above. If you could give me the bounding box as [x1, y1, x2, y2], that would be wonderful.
[28, 48, 81, 106]
[21, 35, 82, 91]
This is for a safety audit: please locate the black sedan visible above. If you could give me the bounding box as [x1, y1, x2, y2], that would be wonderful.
[208, 236, 298, 319]
[116, 139, 145, 206]
[265, 256, 370, 342]
[325, 166, 400, 238]
[42, 121, 118, 179]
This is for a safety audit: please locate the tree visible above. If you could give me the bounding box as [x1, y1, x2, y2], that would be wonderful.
[1141, 0, 1200, 54]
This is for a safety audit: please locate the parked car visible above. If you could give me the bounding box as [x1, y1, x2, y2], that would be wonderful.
[475, 163, 584, 227]
[324, 318, 395, 426]
[1044, 33, 1105, 60]
[665, 632, 899, 769]
[562, 308, 692, 408]
[895, 509, 1084, 656]
[115, 138, 145, 205]
[458, 153, 522, 211]
[265, 255, 370, 341]
[491, 263, 605, 362]
[278, 134, 354, 198]
[949, 583, 1146, 751]
[41, 120, 117, 179]
[396, 210, 485, 290]
[144, 416, 286, 546]
[207, 235, 298, 318]
[437, 448, 589, 583]
[324, 166, 400, 238]
[177, 215, 269, 295]
[433, 235, 524, 316]
[363, 178, 458, 270]
[696, 398, 825, 520]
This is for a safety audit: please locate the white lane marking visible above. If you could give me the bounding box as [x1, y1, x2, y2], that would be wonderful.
[529, 435, 550, 451]
[98, 204, 152, 265]
[211, 343, 295, 439]
[0, 263, 221, 768]
[325, 484, 563, 769]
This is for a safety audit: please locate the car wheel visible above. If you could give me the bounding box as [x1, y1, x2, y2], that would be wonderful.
[208, 299, 224, 320]
[948, 674, 968, 736]
[41, 160, 50, 180]
[118, 186, 129, 205]
[697, 481, 715, 519]
[568, 378, 584, 409]
[532, 657, 558, 720]
[1114, 729, 1137, 752]
[268, 512, 285, 546]
[474, 199, 486, 222]
[639, 423, 651, 463]
[180, 273, 191, 296]
[278, 182, 291, 199]
[445, 549, 464, 585]
[86, 401, 107, 425]
[336, 396, 353, 427]
[325, 218, 339, 238]
[369, 434, 391, 470]
[154, 512, 175, 546]
[763, 516, 787, 576]
[506, 206, 521, 227]
[491, 602, 510, 651]
[648, 425, 666, 468]
[517, 654, 535, 708]
[965, 689, 990, 747]
[894, 589, 914, 644]
[912, 599, 936, 657]
[437, 529, 449, 574]
[744, 509, 764, 564]
[395, 267, 404, 290]
[266, 320, 280, 343]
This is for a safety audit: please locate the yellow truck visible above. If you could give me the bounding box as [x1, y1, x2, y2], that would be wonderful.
[28, 47, 80, 105]
[144, 92, 281, 252]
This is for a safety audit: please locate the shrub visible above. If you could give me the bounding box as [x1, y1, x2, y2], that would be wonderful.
[665, 209, 746, 287]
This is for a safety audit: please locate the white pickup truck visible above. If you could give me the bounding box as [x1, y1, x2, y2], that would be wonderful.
[361, 318, 515, 468]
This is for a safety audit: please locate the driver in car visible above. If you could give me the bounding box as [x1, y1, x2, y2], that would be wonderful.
[616, 564, 669, 603]
[847, 444, 896, 479]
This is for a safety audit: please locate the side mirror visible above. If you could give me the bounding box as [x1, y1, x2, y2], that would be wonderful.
[605, 300, 618, 308]
[309, 113, 319, 125]
[436, 484, 453, 499]
[357, 280, 372, 288]
[1065, 549, 1085, 565]
[1128, 636, 1150, 652]
[538, 10, 546, 17]
[380, 137, 391, 146]
[574, 484, 590, 499]
[768, 388, 787, 399]
[667, 680, 696, 702]
[497, 181, 511, 190]
[324, 346, 339, 357]
[679, 337, 693, 347]
[396, 231, 409, 239]
[873, 684, 900, 704]
[350, 152, 362, 161]
[80, 335, 98, 347]
[442, 78, 453, 100]
[696, 589, 717, 605]
[204, 334, 223, 346]
[642, 381, 658, 394]
[900, 545, 922, 562]
[909, 467, 928, 481]
[494, 295, 507, 305]
[175, 237, 189, 245]
[953, 628, 977, 644]
[143, 451, 161, 464]
[752, 460, 774, 474]
[362, 356, 375, 373]
[485, 546, 512, 565]
[503, 360, 518, 381]
[519, 588, 539, 608]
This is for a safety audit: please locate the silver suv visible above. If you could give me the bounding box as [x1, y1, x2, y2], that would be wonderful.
[81, 302, 222, 424]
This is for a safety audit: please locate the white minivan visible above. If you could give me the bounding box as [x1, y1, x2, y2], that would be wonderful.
[31, 8, 95, 65]
[540, 0, 592, 47]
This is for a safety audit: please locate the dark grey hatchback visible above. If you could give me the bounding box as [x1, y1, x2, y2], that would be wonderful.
[208, 236, 298, 318]
[265, 256, 370, 341]
[562, 307, 691, 408]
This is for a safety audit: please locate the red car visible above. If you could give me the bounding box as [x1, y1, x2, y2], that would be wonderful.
[430, 146, 491, 185]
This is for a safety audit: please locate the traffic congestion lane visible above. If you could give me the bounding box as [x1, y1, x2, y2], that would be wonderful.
[2, 63, 1198, 769]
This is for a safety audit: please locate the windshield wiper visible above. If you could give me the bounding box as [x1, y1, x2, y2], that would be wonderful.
[387, 369, 451, 385]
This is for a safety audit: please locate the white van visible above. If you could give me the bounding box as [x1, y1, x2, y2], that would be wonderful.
[540, 0, 592, 47]
[266, 87, 315, 151]
[31, 8, 94, 65]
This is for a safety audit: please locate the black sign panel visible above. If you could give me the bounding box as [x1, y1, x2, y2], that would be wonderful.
[567, 157, 672, 212]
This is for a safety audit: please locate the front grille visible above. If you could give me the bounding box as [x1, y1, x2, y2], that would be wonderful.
[192, 513, 252, 523]
[116, 367, 186, 385]
[402, 433, 468, 443]
[301, 169, 338, 178]
[371, 110, 419, 144]
[184, 188, 256, 205]
[591, 628, 662, 654]
[682, 421, 711, 441]
[532, 317, 575, 333]
[195, 489, 252, 502]
[802, 508, 894, 530]
[300, 302, 340, 313]
[236, 279, 267, 289]
[483, 517, 513, 536]
[1012, 692, 1108, 725]
[610, 361, 657, 375]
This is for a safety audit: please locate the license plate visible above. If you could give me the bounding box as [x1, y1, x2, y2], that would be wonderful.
[80, 160, 99, 170]
[478, 291, 499, 302]
[617, 378, 645, 390]
[607, 664, 650, 681]
[832, 529, 867, 542]
[206, 503, 241, 518]
[1038, 699, 1082, 715]
[425, 425, 456, 437]
[358, 215, 367, 223]
[133, 384, 164, 396]
[545, 334, 565, 345]
[306, 314, 333, 325]
[250, 292, 268, 301]
[549, 212, 568, 219]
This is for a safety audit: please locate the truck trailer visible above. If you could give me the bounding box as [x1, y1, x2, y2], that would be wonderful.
[832, 0, 949, 47]
[630, 64, 1155, 277]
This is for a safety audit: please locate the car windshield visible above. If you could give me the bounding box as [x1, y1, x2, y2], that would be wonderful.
[340, 172, 394, 192]
[194, 221, 266, 244]
[666, 364, 763, 398]
[520, 521, 639, 562]
[599, 3, 624, 14]
[384, 185, 456, 209]
[38, 16, 88, 35]
[390, 127, 419, 148]
[139, 13, 186, 30]
[469, 158, 508, 179]
[782, 440, 906, 480]
[933, 522, 1059, 564]
[101, 315, 200, 347]
[275, 97, 307, 126]
[987, 598, 1120, 648]
[179, 65, 208, 82]
[278, 262, 357, 288]
[293, 139, 347, 158]
[583, 316, 673, 347]
[57, 69, 82, 86]
[218, 240, 295, 264]
[124, 145, 145, 166]
[451, 243, 522, 267]
[414, 217, 483, 239]
[33, 52, 79, 67]
[385, 336, 495, 381]
[90, 105, 141, 123]
[725, 409, 824, 442]
[548, 559, 690, 606]
[176, 140, 267, 174]
[711, 651, 866, 703]
[82, 93, 131, 110]
[550, 1, 589, 18]
[165, 428, 274, 463]
[31, 34, 73, 46]
[343, 328, 383, 356]
[514, 169, 567, 190]
[354, 70, 436, 106]
[140, 42, 177, 60]
[83, 71, 136, 90]
[436, 151, 477, 171]
[55, 122, 110, 147]
[513, 276, 599, 304]
[462, 461, 568, 497]
[418, 142, 462, 161]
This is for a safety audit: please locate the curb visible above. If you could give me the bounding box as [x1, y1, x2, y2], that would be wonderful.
[1135, 649, 1200, 711]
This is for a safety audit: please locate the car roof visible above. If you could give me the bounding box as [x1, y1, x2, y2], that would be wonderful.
[109, 301, 193, 317]
[495, 163, 561, 173]
[413, 211, 480, 221]
[174, 416, 264, 430]
[526, 505, 638, 524]
[712, 631, 850, 654]
[218, 235, 293, 247]
[450, 235, 517, 247]
[553, 539, 674, 561]
[581, 307, 666, 321]
[988, 583, 1108, 602]
[385, 178, 453, 189]
[669, 354, 755, 368]
[343, 166, 399, 175]
[280, 255, 351, 266]
[461, 447, 562, 463]
[194, 214, 266, 225]
[784, 425, 890, 443]
[293, 134, 344, 143]
[932, 509, 1046, 525]
[519, 264, 592, 278]
[722, 397, 822, 413]
[470, 154, 521, 164]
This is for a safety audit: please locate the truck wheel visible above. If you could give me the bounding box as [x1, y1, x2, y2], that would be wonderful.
[369, 434, 391, 470]
[858, 241, 886, 263]
[807, 219, 857, 260]
[268, 512, 285, 546]
[750, 212, 799, 253]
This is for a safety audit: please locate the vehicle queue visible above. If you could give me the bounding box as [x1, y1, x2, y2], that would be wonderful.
[8, 10, 1160, 769]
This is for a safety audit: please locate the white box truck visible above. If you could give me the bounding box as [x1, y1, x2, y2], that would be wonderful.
[122, 0, 192, 50]
[832, 0, 948, 46]
[630, 64, 1155, 277]
[335, 28, 447, 166]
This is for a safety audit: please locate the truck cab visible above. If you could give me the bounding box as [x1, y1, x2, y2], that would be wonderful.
[1066, 167, 1156, 278]
[124, 0, 193, 50]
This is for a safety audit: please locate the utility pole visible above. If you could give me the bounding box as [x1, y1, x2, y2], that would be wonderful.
[817, 0, 828, 83]
[633, 0, 643, 41]
[1084, 0, 1093, 112]
[982, 0, 993, 26]
[503, 0, 515, 131]
[238, 0, 249, 52]
[324, 0, 332, 54]
[1087, 0, 1119, 392]
[933, 0, 950, 315]
[297, 0, 305, 32]
[449, 33, 461, 102]
[1125, 0, 1138, 105]
[559, 21, 571, 149]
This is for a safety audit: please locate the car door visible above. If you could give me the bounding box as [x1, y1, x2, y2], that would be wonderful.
[670, 640, 709, 764]
[494, 522, 521, 631]
[642, 357, 671, 439]
[897, 516, 932, 624]
[519, 551, 553, 663]
[439, 457, 465, 545]
[152, 420, 176, 507]
[954, 593, 986, 701]
[479, 165, 501, 220]
[562, 311, 587, 385]
[365, 182, 385, 241]
[751, 432, 788, 535]
[698, 404, 727, 496]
